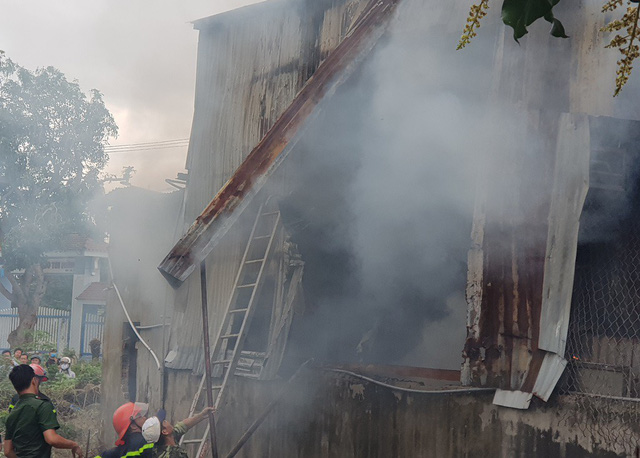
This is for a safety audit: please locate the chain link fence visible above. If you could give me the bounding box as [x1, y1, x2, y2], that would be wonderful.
[560, 196, 640, 454]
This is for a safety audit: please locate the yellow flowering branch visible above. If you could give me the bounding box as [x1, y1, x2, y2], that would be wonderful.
[601, 3, 640, 96]
[458, 0, 491, 50]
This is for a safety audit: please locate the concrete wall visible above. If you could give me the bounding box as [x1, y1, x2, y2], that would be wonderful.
[101, 187, 183, 446]
[176, 370, 624, 458]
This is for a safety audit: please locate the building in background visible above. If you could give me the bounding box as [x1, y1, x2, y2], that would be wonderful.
[0, 235, 107, 356]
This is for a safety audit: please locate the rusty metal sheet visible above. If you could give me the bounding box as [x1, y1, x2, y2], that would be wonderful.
[474, 113, 589, 409]
[539, 113, 590, 356]
[158, 0, 400, 286]
[463, 111, 556, 391]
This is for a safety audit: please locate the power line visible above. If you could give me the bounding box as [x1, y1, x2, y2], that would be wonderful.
[105, 143, 189, 153]
[106, 143, 190, 154]
[105, 142, 189, 151]
[105, 138, 189, 150]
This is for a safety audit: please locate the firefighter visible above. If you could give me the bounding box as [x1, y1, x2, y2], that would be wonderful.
[3, 364, 82, 457]
[97, 402, 154, 458]
[141, 407, 215, 458]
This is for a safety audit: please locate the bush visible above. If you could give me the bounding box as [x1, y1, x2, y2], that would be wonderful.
[74, 361, 102, 387]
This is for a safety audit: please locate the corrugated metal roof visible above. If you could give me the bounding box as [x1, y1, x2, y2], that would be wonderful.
[164, 346, 204, 371]
[158, 0, 400, 286]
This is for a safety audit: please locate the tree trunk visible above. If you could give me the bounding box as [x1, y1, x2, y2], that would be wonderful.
[4, 264, 47, 349]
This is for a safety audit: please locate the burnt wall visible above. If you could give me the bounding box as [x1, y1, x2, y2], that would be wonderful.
[180, 370, 626, 458]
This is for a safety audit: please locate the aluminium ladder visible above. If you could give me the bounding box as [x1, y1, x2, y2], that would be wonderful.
[181, 202, 281, 457]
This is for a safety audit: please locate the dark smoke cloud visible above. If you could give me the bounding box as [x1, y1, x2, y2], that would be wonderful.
[279, 0, 525, 369]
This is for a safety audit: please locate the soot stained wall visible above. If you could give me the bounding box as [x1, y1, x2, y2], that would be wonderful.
[203, 371, 624, 458]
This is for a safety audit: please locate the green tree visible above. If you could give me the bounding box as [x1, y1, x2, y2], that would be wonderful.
[0, 52, 117, 347]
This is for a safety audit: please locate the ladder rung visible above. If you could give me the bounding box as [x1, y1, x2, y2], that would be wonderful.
[220, 333, 240, 339]
[237, 283, 257, 289]
[212, 360, 231, 365]
[252, 235, 271, 240]
[182, 439, 203, 444]
[261, 211, 279, 216]
[229, 308, 248, 314]
[244, 258, 265, 264]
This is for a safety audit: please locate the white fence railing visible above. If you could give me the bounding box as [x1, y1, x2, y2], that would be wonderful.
[0, 306, 70, 352]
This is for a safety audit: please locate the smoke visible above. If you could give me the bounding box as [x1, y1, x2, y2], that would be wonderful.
[280, 0, 531, 369]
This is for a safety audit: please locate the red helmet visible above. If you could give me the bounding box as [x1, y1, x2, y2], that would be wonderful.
[113, 402, 149, 445]
[29, 364, 48, 382]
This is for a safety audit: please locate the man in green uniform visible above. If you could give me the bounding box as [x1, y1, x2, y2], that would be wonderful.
[3, 364, 83, 458]
[9, 363, 52, 411]
[141, 407, 215, 458]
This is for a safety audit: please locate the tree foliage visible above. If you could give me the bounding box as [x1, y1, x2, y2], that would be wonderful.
[459, 0, 567, 48]
[458, 0, 639, 95]
[0, 52, 117, 345]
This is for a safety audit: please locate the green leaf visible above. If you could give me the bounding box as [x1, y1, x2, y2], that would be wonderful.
[549, 17, 569, 38]
[502, 0, 567, 41]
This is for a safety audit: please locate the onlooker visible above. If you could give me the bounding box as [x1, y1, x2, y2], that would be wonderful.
[4, 364, 83, 457]
[12, 348, 22, 366]
[141, 407, 215, 458]
[1, 350, 13, 375]
[30, 355, 41, 365]
[58, 357, 75, 378]
[45, 353, 58, 371]
[19, 354, 28, 365]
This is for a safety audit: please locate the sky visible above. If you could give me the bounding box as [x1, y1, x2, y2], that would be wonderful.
[0, 0, 265, 192]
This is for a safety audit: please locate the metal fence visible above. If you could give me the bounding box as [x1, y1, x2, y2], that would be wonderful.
[560, 211, 640, 453]
[80, 310, 104, 357]
[0, 306, 70, 352]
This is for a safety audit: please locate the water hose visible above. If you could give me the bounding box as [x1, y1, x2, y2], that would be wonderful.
[108, 258, 161, 370]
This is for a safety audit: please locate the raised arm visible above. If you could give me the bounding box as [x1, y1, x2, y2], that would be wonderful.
[181, 407, 216, 430]
[43, 429, 83, 457]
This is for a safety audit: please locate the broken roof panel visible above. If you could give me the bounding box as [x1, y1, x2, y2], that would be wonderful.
[464, 112, 591, 409]
[158, 0, 400, 286]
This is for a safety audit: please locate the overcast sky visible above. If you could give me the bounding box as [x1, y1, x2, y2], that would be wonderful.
[0, 0, 265, 191]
